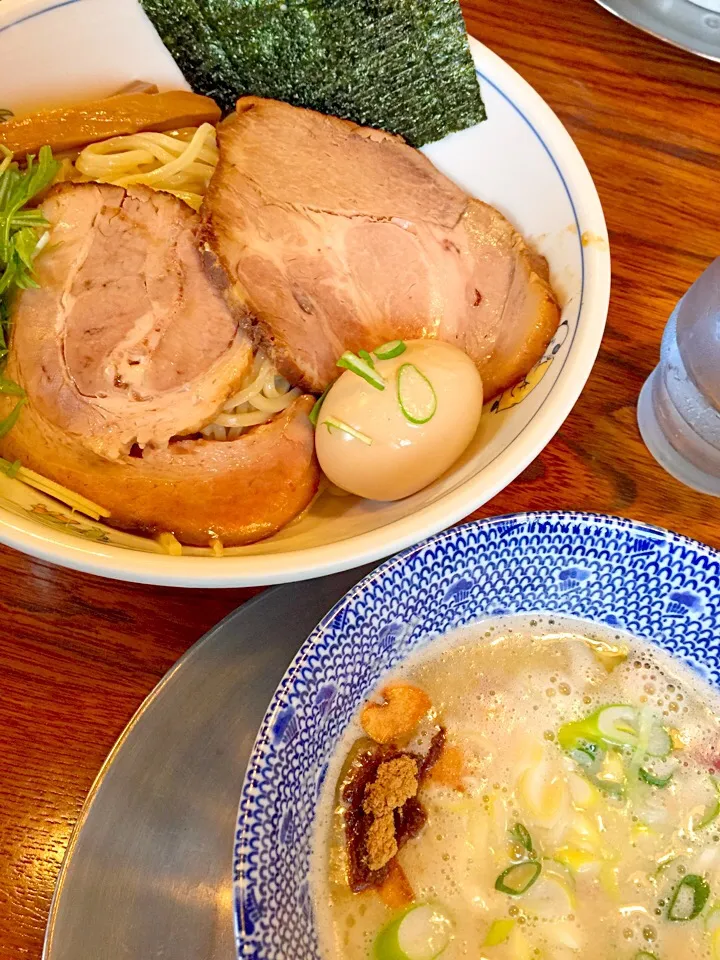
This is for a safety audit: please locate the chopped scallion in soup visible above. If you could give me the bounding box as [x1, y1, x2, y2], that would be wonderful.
[312, 616, 720, 959]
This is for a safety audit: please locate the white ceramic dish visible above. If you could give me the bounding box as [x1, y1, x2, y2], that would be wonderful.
[0, 0, 610, 586]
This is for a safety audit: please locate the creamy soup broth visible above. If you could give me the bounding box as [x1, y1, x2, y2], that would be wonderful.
[312, 616, 720, 960]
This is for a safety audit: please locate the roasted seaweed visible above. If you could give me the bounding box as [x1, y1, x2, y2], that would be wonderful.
[140, 0, 485, 146]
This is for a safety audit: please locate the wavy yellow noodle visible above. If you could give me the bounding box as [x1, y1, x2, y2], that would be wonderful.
[202, 350, 301, 441]
[69, 123, 219, 210]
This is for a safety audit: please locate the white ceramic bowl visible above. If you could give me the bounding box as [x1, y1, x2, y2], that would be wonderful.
[0, 0, 610, 586]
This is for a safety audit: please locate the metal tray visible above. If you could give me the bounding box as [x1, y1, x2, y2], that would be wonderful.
[595, 0, 720, 61]
[43, 566, 370, 960]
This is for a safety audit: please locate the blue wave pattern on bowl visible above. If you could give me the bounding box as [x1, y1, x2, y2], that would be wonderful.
[233, 512, 720, 959]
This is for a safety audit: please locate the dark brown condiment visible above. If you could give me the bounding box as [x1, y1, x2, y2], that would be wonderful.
[394, 796, 427, 848]
[341, 728, 445, 893]
[419, 728, 446, 780]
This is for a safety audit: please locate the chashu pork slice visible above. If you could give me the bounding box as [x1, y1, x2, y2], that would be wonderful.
[13, 181, 253, 461]
[0, 395, 320, 547]
[1, 182, 320, 545]
[202, 96, 560, 398]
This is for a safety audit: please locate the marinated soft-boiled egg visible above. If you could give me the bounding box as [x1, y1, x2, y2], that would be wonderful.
[314, 339, 483, 501]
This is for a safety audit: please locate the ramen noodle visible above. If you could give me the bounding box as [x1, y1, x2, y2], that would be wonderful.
[59, 123, 219, 210]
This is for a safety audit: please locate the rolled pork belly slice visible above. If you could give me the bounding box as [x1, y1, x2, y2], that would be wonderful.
[0, 182, 319, 545]
[0, 394, 320, 546]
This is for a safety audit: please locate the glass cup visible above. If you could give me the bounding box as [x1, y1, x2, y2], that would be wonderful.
[637, 257, 720, 496]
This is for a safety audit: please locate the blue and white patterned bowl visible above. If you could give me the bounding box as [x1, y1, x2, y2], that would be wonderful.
[233, 511, 720, 959]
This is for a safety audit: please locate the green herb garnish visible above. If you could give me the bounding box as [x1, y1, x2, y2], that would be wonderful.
[559, 705, 672, 758]
[0, 396, 25, 439]
[0, 374, 25, 397]
[495, 861, 541, 896]
[337, 350, 385, 391]
[0, 144, 59, 431]
[667, 874, 710, 922]
[0, 109, 13, 124]
[322, 416, 372, 445]
[510, 823, 534, 854]
[693, 777, 720, 831]
[397, 362, 437, 424]
[309, 385, 330, 427]
[374, 340, 407, 360]
[483, 918, 515, 947]
[639, 766, 674, 788]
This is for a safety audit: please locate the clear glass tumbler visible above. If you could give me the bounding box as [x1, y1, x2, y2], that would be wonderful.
[637, 257, 720, 496]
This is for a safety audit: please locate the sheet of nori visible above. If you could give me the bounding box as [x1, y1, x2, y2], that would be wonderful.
[139, 0, 240, 111]
[140, 0, 485, 146]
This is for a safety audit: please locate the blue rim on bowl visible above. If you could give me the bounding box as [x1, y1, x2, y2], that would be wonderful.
[232, 510, 720, 959]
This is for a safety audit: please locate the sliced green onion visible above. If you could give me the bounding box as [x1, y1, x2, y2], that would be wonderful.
[667, 874, 710, 922]
[510, 823, 533, 854]
[568, 740, 601, 769]
[647, 723, 673, 758]
[566, 738, 625, 798]
[374, 340, 407, 360]
[693, 777, 720, 831]
[0, 376, 25, 397]
[639, 767, 673, 788]
[590, 774, 625, 800]
[559, 706, 635, 751]
[0, 397, 25, 438]
[309, 386, 329, 426]
[698, 801, 720, 831]
[322, 416, 372, 445]
[397, 363, 437, 424]
[630, 706, 662, 786]
[634, 953, 658, 960]
[559, 705, 671, 758]
[639, 757, 677, 788]
[594, 748, 627, 797]
[358, 348, 375, 369]
[495, 861, 541, 896]
[483, 918, 515, 946]
[597, 705, 641, 745]
[374, 904, 453, 960]
[337, 351, 385, 391]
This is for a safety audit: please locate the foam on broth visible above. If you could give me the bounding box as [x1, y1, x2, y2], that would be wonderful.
[311, 615, 720, 959]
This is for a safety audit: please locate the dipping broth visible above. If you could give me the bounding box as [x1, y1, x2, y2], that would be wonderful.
[312, 616, 720, 960]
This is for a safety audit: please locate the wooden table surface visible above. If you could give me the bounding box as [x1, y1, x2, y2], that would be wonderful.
[2, 0, 720, 956]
